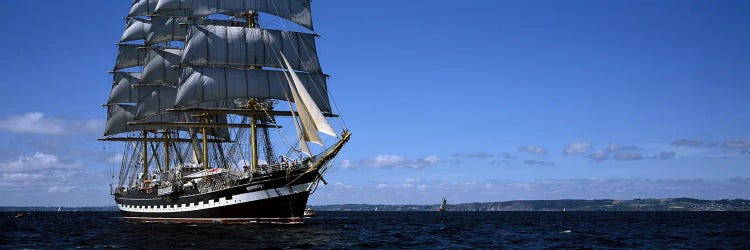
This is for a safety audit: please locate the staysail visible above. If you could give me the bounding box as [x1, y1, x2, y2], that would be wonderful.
[280, 52, 336, 137]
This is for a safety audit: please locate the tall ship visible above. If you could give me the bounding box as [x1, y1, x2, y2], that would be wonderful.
[101, 0, 350, 224]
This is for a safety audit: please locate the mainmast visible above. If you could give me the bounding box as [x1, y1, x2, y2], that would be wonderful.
[246, 12, 260, 174]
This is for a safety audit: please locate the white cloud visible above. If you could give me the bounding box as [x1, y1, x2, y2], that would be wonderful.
[523, 160, 555, 166]
[0, 112, 103, 136]
[607, 144, 639, 152]
[672, 139, 704, 147]
[613, 152, 644, 161]
[724, 138, 750, 149]
[0, 112, 65, 135]
[0, 152, 81, 173]
[0, 152, 107, 204]
[452, 152, 493, 158]
[518, 145, 547, 155]
[340, 160, 354, 169]
[340, 154, 441, 170]
[105, 153, 124, 164]
[48, 185, 74, 193]
[587, 149, 609, 162]
[501, 153, 518, 160]
[652, 151, 676, 160]
[564, 141, 591, 155]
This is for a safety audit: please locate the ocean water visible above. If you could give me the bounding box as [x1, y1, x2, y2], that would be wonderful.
[2, 211, 749, 249]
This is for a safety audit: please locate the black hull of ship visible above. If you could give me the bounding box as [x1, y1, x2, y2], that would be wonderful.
[114, 168, 319, 224]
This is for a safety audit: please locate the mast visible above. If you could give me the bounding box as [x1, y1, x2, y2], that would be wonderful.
[163, 132, 170, 173]
[141, 130, 148, 181]
[251, 115, 258, 173]
[201, 114, 209, 169]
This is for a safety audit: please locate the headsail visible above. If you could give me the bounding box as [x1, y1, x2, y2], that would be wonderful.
[280, 52, 336, 138]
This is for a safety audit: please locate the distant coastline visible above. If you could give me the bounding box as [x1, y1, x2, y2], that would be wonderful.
[312, 198, 750, 212]
[3, 198, 749, 212]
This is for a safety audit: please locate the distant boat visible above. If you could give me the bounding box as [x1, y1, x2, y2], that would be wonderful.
[439, 197, 447, 212]
[15, 212, 26, 218]
[57, 207, 61, 212]
[374, 206, 378, 212]
[304, 207, 316, 217]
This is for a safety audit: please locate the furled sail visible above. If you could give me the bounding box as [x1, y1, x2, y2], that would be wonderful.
[281, 52, 336, 137]
[175, 66, 330, 112]
[183, 25, 321, 72]
[153, 0, 314, 30]
[141, 47, 182, 85]
[114, 44, 147, 71]
[108, 72, 142, 104]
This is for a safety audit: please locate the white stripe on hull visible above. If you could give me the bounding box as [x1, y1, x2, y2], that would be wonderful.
[122, 217, 305, 224]
[117, 183, 311, 213]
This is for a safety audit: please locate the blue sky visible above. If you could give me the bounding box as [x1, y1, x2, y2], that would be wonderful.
[0, 0, 748, 206]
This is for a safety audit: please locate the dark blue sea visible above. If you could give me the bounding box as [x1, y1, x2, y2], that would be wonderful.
[2, 211, 749, 249]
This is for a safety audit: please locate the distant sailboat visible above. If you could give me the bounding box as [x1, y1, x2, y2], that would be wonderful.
[439, 197, 447, 212]
[303, 207, 315, 218]
[57, 207, 61, 212]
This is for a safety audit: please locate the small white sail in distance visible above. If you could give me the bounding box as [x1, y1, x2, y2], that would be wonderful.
[280, 52, 338, 138]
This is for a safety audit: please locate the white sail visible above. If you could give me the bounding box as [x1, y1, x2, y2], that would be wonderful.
[154, 0, 314, 30]
[281, 53, 336, 137]
[141, 47, 182, 85]
[282, 64, 323, 146]
[146, 16, 188, 45]
[183, 25, 321, 72]
[174, 66, 330, 112]
[135, 85, 178, 120]
[121, 18, 150, 42]
[114, 44, 147, 71]
[108, 72, 141, 104]
[121, 17, 189, 45]
[128, 0, 158, 17]
[105, 104, 176, 136]
[285, 70, 313, 156]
